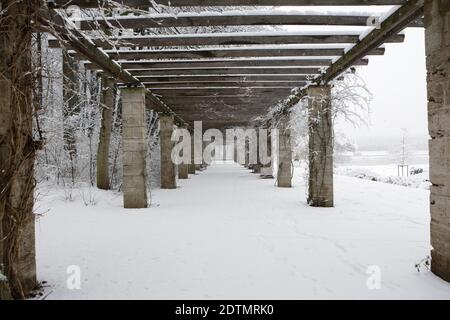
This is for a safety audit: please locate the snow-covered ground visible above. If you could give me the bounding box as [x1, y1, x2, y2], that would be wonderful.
[35, 163, 450, 300]
[335, 164, 430, 189]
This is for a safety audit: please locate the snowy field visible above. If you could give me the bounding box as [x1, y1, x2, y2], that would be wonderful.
[335, 164, 430, 189]
[35, 163, 450, 300]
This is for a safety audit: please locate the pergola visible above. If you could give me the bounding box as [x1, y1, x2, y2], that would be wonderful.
[1, 0, 449, 299]
[44, 0, 424, 129]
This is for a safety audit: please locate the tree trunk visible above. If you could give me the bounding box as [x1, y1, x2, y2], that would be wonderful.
[0, 0, 39, 299]
[96, 76, 115, 190]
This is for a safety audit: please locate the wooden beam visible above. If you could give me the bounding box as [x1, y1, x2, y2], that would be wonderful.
[135, 75, 311, 82]
[92, 47, 384, 60]
[74, 13, 421, 30]
[53, 0, 408, 9]
[151, 87, 293, 96]
[47, 33, 405, 48]
[129, 68, 320, 76]
[86, 58, 370, 70]
[145, 81, 306, 88]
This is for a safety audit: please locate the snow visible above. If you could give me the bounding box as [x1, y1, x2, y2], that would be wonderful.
[335, 164, 430, 190]
[35, 163, 450, 300]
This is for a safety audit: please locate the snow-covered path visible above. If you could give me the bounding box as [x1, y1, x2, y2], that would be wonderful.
[35, 163, 450, 299]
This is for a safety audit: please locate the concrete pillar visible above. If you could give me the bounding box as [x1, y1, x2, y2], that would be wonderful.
[160, 114, 177, 189]
[201, 140, 208, 170]
[244, 138, 250, 168]
[189, 135, 196, 174]
[307, 85, 334, 207]
[176, 125, 189, 179]
[261, 128, 274, 179]
[277, 114, 292, 187]
[122, 87, 148, 209]
[234, 139, 238, 163]
[96, 76, 115, 190]
[425, 0, 450, 282]
[178, 162, 189, 179]
[252, 129, 262, 173]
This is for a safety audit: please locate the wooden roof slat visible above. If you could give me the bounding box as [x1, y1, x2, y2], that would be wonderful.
[90, 47, 384, 60]
[48, 33, 405, 48]
[75, 14, 422, 30]
[128, 68, 320, 76]
[150, 87, 293, 96]
[85, 58, 369, 70]
[144, 81, 307, 88]
[86, 58, 345, 69]
[53, 0, 409, 9]
[134, 75, 311, 82]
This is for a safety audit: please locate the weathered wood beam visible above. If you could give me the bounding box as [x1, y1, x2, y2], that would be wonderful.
[128, 68, 320, 76]
[145, 81, 306, 88]
[151, 87, 293, 96]
[89, 47, 384, 60]
[47, 33, 405, 48]
[135, 75, 311, 82]
[74, 13, 422, 30]
[53, 0, 408, 9]
[86, 58, 370, 70]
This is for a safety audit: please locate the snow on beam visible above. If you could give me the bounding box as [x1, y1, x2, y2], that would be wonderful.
[47, 33, 405, 49]
[52, 0, 408, 9]
[74, 13, 422, 30]
[81, 47, 384, 60]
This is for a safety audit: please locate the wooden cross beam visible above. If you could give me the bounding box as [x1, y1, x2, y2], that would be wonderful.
[73, 13, 423, 30]
[52, 0, 409, 9]
[47, 33, 405, 49]
[145, 81, 307, 88]
[134, 75, 311, 82]
[150, 87, 293, 97]
[84, 47, 384, 60]
[85, 58, 369, 70]
[128, 69, 320, 76]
